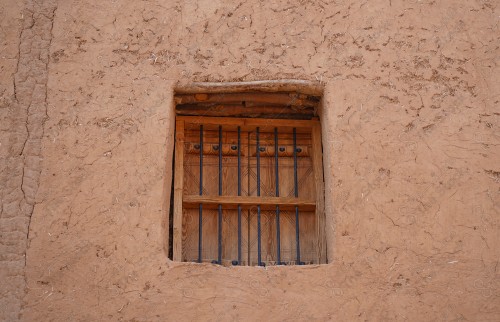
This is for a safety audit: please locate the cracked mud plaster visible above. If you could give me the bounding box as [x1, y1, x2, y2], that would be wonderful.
[1, 0, 56, 321]
[0, 0, 498, 321]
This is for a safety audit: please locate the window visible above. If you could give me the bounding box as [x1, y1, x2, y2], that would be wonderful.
[171, 92, 325, 266]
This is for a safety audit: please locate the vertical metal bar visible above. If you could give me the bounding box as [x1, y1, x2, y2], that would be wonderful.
[274, 127, 281, 265]
[293, 127, 301, 264]
[237, 126, 242, 265]
[217, 125, 223, 264]
[198, 125, 203, 263]
[256, 127, 262, 266]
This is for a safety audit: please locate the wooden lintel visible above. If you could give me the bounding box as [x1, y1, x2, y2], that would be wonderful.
[174, 80, 324, 96]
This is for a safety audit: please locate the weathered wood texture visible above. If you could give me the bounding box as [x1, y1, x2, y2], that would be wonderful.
[175, 91, 321, 119]
[172, 120, 185, 261]
[175, 80, 324, 95]
[183, 196, 316, 211]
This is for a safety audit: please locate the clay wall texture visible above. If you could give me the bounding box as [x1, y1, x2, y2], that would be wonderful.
[0, 0, 498, 321]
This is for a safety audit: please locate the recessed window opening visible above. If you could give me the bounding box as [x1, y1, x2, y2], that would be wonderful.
[170, 90, 326, 266]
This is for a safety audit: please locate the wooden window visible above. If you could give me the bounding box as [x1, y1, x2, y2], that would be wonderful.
[172, 93, 325, 266]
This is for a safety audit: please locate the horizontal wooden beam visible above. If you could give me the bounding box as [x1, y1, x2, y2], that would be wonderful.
[176, 103, 314, 113]
[174, 80, 324, 96]
[183, 195, 316, 211]
[177, 116, 319, 131]
[176, 104, 314, 119]
[175, 92, 320, 108]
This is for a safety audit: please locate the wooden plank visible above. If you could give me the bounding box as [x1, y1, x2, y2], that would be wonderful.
[174, 92, 319, 108]
[277, 155, 295, 264]
[177, 116, 319, 131]
[176, 104, 313, 114]
[184, 123, 315, 134]
[311, 123, 326, 264]
[243, 132, 251, 265]
[174, 80, 324, 96]
[185, 130, 313, 147]
[295, 146, 316, 264]
[176, 104, 315, 119]
[172, 119, 185, 261]
[299, 211, 317, 264]
[260, 147, 276, 264]
[221, 136, 250, 265]
[183, 195, 316, 211]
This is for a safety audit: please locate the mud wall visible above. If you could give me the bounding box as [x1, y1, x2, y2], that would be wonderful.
[1, 1, 56, 320]
[0, 0, 498, 321]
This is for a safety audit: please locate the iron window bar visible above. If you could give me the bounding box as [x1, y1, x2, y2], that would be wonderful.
[236, 126, 242, 266]
[198, 124, 203, 263]
[217, 125, 223, 264]
[256, 127, 263, 266]
[293, 127, 304, 265]
[274, 127, 281, 265]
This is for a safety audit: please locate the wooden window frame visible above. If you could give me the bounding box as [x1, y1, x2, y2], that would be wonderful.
[172, 116, 326, 265]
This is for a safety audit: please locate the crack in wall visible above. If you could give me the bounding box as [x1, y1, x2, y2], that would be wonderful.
[0, 0, 57, 321]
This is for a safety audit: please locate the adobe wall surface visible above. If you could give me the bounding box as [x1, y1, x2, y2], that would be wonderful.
[0, 0, 498, 321]
[1, 1, 56, 320]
